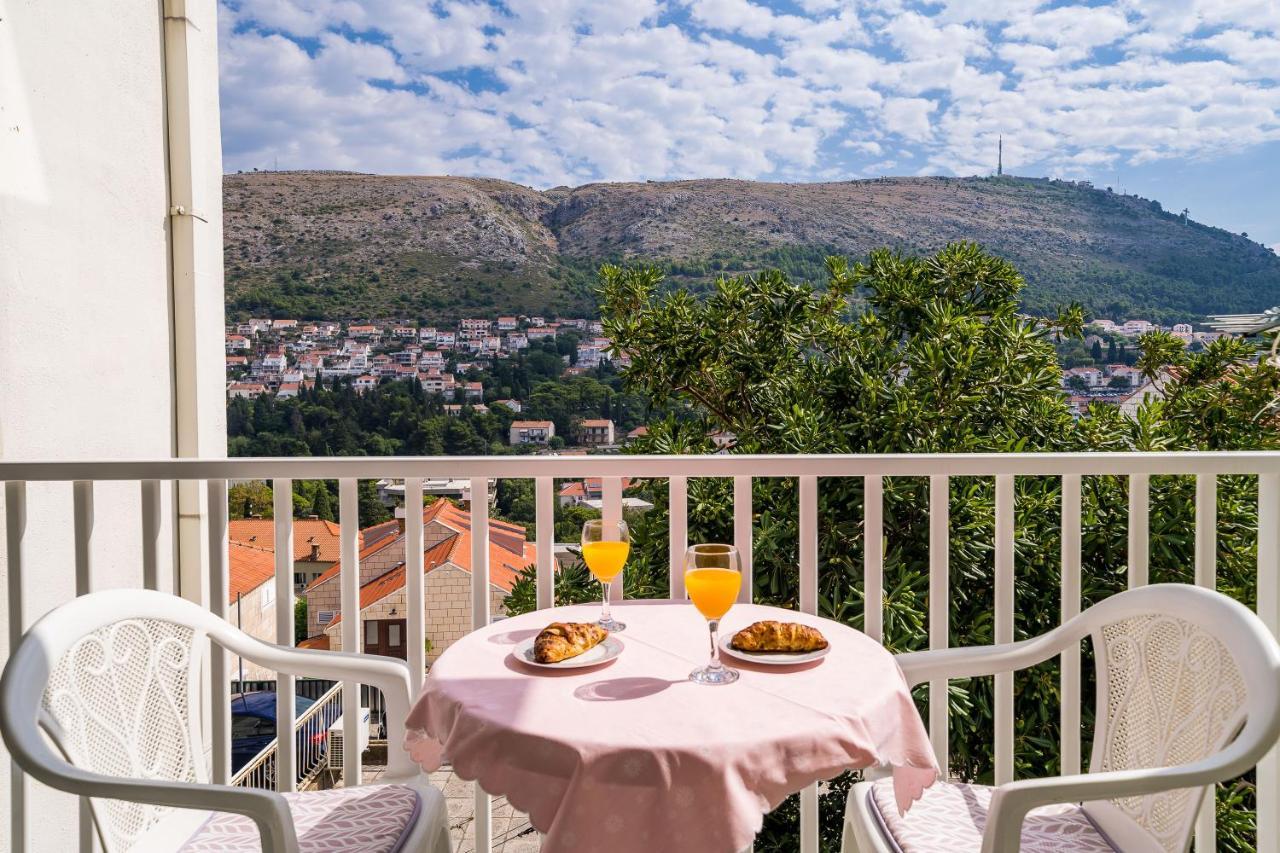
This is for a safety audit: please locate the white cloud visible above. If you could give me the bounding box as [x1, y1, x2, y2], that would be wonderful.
[882, 97, 936, 141]
[218, 0, 1280, 194]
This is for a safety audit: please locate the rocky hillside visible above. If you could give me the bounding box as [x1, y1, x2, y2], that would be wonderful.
[224, 171, 1280, 323]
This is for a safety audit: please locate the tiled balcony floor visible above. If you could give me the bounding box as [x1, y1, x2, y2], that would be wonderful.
[363, 764, 539, 852]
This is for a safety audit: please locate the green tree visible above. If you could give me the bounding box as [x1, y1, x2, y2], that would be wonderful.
[1090, 339, 1103, 362]
[590, 246, 1277, 852]
[309, 483, 335, 521]
[229, 481, 274, 518]
[358, 479, 391, 527]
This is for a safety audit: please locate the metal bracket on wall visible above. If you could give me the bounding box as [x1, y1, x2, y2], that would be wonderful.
[169, 205, 208, 223]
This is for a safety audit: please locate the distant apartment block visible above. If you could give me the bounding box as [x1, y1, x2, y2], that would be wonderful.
[228, 382, 268, 398]
[510, 420, 555, 445]
[578, 419, 616, 446]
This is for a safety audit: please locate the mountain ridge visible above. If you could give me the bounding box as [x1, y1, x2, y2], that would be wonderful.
[223, 171, 1280, 323]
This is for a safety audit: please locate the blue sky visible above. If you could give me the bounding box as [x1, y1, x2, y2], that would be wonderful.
[218, 0, 1280, 249]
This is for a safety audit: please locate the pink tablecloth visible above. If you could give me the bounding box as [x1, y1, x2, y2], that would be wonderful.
[404, 600, 937, 852]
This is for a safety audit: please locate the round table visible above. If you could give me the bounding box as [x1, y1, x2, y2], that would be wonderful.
[404, 600, 937, 853]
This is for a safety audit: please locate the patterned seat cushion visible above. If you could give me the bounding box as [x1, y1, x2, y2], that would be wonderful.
[180, 784, 421, 852]
[868, 778, 1116, 853]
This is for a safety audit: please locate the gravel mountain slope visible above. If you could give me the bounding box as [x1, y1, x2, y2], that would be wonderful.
[224, 171, 1280, 323]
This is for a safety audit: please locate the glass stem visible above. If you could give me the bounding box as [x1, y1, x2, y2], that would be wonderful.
[707, 619, 722, 669]
[602, 581, 612, 622]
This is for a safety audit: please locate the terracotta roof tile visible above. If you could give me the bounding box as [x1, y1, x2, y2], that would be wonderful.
[229, 517, 349, 563]
[304, 526, 403, 590]
[227, 542, 276, 604]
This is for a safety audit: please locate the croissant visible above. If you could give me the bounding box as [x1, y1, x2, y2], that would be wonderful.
[730, 621, 828, 653]
[533, 622, 608, 663]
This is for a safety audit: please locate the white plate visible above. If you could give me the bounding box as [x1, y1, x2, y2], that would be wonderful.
[513, 635, 624, 670]
[719, 633, 830, 665]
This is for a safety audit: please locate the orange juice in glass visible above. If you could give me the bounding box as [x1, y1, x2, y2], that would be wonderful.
[581, 519, 629, 632]
[685, 544, 742, 685]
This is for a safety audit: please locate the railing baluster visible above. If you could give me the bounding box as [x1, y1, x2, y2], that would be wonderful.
[1060, 474, 1082, 777]
[798, 475, 819, 853]
[669, 476, 688, 598]
[338, 478, 362, 788]
[6, 481, 29, 853]
[140, 479, 161, 590]
[994, 475, 1014, 786]
[734, 475, 753, 603]
[207, 479, 231, 785]
[1195, 474, 1218, 850]
[470, 477, 493, 853]
[929, 474, 950, 776]
[1257, 473, 1279, 853]
[273, 480, 296, 793]
[535, 477, 554, 610]
[1128, 473, 1149, 588]
[406, 478, 425, 694]
[603, 476, 624, 601]
[799, 476, 818, 615]
[864, 475, 883, 643]
[72, 481, 95, 853]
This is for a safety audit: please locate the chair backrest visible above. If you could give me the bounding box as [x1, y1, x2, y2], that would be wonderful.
[3, 592, 211, 852]
[1082, 585, 1279, 853]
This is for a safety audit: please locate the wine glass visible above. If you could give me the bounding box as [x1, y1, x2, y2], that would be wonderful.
[581, 518, 630, 632]
[684, 543, 742, 685]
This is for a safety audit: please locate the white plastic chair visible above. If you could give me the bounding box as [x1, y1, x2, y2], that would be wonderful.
[0, 588, 452, 853]
[842, 584, 1280, 853]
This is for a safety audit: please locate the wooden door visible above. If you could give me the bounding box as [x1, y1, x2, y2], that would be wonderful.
[364, 618, 407, 659]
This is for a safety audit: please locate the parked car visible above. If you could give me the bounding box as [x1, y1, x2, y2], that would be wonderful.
[230, 691, 322, 774]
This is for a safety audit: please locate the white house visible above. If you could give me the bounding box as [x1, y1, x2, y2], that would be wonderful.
[510, 420, 555, 445]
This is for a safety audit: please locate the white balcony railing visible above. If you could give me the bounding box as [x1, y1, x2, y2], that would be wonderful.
[3, 452, 1278, 853]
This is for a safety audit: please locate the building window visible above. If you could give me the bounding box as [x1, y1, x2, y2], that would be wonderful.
[317, 610, 335, 625]
[261, 583, 275, 610]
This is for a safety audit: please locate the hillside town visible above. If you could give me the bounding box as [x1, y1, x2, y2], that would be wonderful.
[226, 314, 646, 449]
[227, 313, 1234, 431]
[1059, 318, 1229, 417]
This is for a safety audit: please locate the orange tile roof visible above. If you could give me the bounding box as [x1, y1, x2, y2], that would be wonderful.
[229, 517, 348, 563]
[298, 634, 330, 650]
[423, 498, 525, 551]
[441, 528, 535, 591]
[326, 523, 538, 628]
[305, 526, 403, 590]
[313, 500, 534, 599]
[227, 542, 276, 604]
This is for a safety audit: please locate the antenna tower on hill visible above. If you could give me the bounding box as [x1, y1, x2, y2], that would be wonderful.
[997, 135, 1003, 177]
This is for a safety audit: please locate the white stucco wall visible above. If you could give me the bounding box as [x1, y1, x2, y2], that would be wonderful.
[0, 1, 226, 847]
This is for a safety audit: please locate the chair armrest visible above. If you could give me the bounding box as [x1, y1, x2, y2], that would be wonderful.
[219, 635, 419, 777]
[978, 744, 1255, 853]
[13, 734, 298, 853]
[896, 629, 1079, 689]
